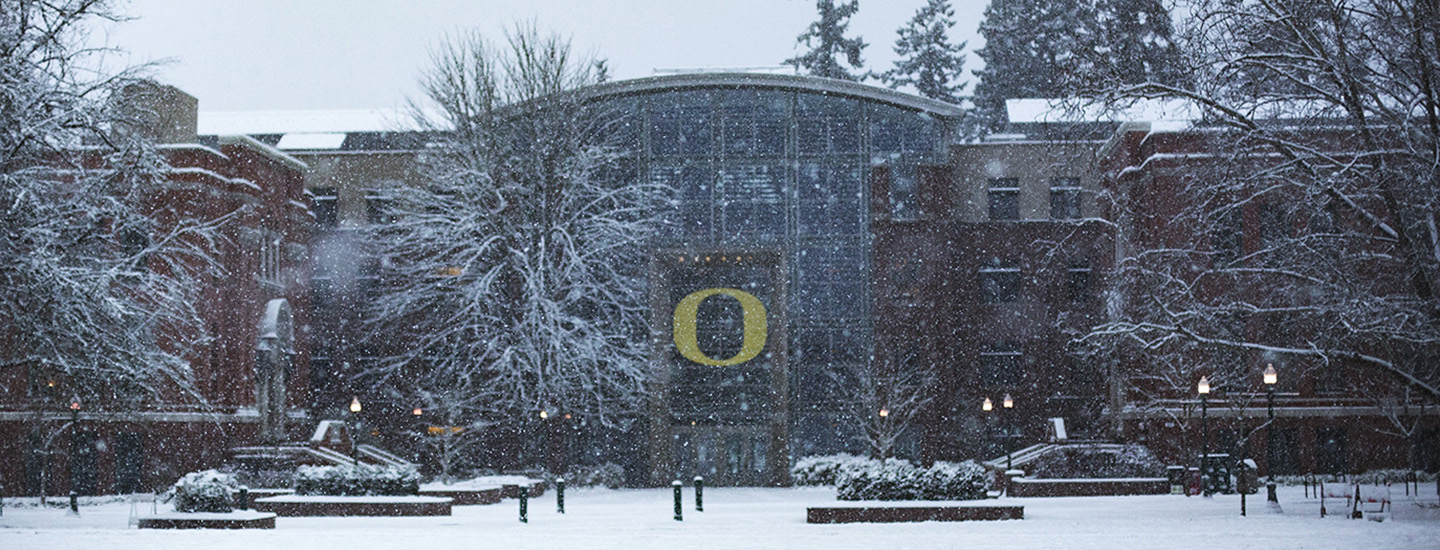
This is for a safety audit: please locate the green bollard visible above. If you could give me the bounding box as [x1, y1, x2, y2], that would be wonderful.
[556, 477, 565, 514]
[519, 485, 528, 523]
[69, 491, 78, 515]
[694, 476, 703, 512]
[672, 480, 683, 521]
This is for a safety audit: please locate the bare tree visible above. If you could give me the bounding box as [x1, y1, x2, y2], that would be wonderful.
[833, 362, 935, 463]
[1080, 0, 1440, 413]
[363, 24, 665, 463]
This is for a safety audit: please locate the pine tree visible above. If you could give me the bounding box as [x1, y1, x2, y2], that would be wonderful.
[784, 0, 868, 81]
[1092, 0, 1186, 88]
[972, 0, 1097, 127]
[882, 0, 968, 104]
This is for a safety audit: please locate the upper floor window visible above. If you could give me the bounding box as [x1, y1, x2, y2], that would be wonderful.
[1067, 262, 1091, 301]
[988, 178, 1019, 220]
[980, 259, 1020, 303]
[979, 343, 1022, 387]
[1050, 177, 1082, 220]
[366, 192, 395, 226]
[312, 187, 337, 228]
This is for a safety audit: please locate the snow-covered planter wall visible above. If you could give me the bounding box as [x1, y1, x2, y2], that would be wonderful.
[835, 460, 989, 501]
[173, 470, 240, 513]
[792, 454, 886, 486]
[295, 464, 420, 496]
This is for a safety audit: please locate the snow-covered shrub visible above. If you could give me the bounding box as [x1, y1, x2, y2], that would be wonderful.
[835, 460, 988, 501]
[791, 453, 885, 486]
[564, 463, 625, 489]
[1024, 444, 1165, 479]
[295, 464, 420, 496]
[172, 470, 239, 513]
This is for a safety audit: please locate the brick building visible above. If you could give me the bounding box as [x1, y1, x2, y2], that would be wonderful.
[0, 85, 314, 496]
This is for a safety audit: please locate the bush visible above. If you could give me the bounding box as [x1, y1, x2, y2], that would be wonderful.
[1024, 444, 1165, 479]
[791, 453, 886, 486]
[295, 464, 420, 496]
[173, 470, 239, 513]
[563, 463, 625, 489]
[835, 460, 989, 501]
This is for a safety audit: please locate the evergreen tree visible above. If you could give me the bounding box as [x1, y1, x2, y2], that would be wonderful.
[1092, 0, 1186, 88]
[784, 0, 868, 81]
[972, 0, 1097, 127]
[882, 0, 968, 104]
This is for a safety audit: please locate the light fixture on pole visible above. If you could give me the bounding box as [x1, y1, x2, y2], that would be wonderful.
[349, 397, 362, 464]
[1002, 394, 1015, 471]
[69, 400, 81, 496]
[1263, 364, 1280, 507]
[1197, 376, 1210, 496]
[878, 408, 889, 418]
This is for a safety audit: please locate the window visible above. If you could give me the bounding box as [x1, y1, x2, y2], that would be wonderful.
[979, 343, 1022, 387]
[988, 178, 1019, 220]
[365, 193, 394, 225]
[980, 259, 1020, 303]
[1211, 208, 1242, 266]
[796, 162, 864, 236]
[792, 245, 867, 320]
[869, 103, 935, 155]
[258, 234, 283, 288]
[796, 93, 860, 154]
[649, 90, 712, 156]
[717, 89, 786, 157]
[886, 163, 918, 221]
[1067, 262, 1091, 301]
[1316, 428, 1349, 475]
[718, 162, 785, 240]
[1050, 177, 1082, 220]
[311, 187, 337, 227]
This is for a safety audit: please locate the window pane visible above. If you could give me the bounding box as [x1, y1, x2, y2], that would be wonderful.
[718, 89, 787, 157]
[869, 103, 936, 154]
[649, 90, 712, 156]
[718, 162, 785, 240]
[796, 93, 860, 154]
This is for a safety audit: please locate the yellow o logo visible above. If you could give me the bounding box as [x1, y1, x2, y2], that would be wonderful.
[673, 288, 767, 366]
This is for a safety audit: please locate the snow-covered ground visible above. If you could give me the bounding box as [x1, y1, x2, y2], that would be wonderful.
[3, 485, 1438, 550]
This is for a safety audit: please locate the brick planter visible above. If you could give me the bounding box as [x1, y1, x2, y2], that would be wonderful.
[138, 511, 277, 529]
[807, 504, 1023, 523]
[419, 486, 504, 505]
[253, 495, 452, 516]
[500, 481, 546, 498]
[1009, 478, 1169, 497]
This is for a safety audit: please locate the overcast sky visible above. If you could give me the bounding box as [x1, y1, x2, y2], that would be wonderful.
[100, 0, 991, 112]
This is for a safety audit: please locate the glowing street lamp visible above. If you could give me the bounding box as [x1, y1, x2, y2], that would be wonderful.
[878, 408, 889, 418]
[349, 397, 362, 464]
[1198, 376, 1211, 496]
[982, 397, 993, 412]
[1263, 364, 1280, 505]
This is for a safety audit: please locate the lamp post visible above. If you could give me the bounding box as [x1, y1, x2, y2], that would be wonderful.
[1197, 376, 1211, 496]
[68, 400, 80, 497]
[1263, 364, 1279, 506]
[1002, 393, 1015, 472]
[349, 397, 362, 464]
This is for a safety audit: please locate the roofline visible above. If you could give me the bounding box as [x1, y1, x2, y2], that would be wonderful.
[576, 73, 966, 119]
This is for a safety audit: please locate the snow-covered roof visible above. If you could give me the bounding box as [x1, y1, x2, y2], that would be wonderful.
[198, 109, 419, 135]
[1007, 98, 1201, 126]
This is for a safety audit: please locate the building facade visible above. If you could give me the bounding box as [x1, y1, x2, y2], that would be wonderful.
[0, 85, 314, 496]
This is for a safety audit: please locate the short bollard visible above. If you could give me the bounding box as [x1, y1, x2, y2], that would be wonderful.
[69, 491, 79, 515]
[672, 480, 683, 521]
[519, 485, 529, 523]
[556, 477, 565, 514]
[694, 476, 704, 512]
[238, 486, 249, 511]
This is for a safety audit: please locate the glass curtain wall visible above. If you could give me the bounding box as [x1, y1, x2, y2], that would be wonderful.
[603, 86, 944, 458]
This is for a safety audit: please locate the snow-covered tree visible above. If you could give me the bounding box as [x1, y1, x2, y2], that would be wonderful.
[1082, 0, 1440, 412]
[881, 0, 968, 104]
[1, 1, 213, 407]
[784, 0, 869, 81]
[1087, 0, 1187, 89]
[364, 25, 665, 453]
[972, 0, 1097, 127]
